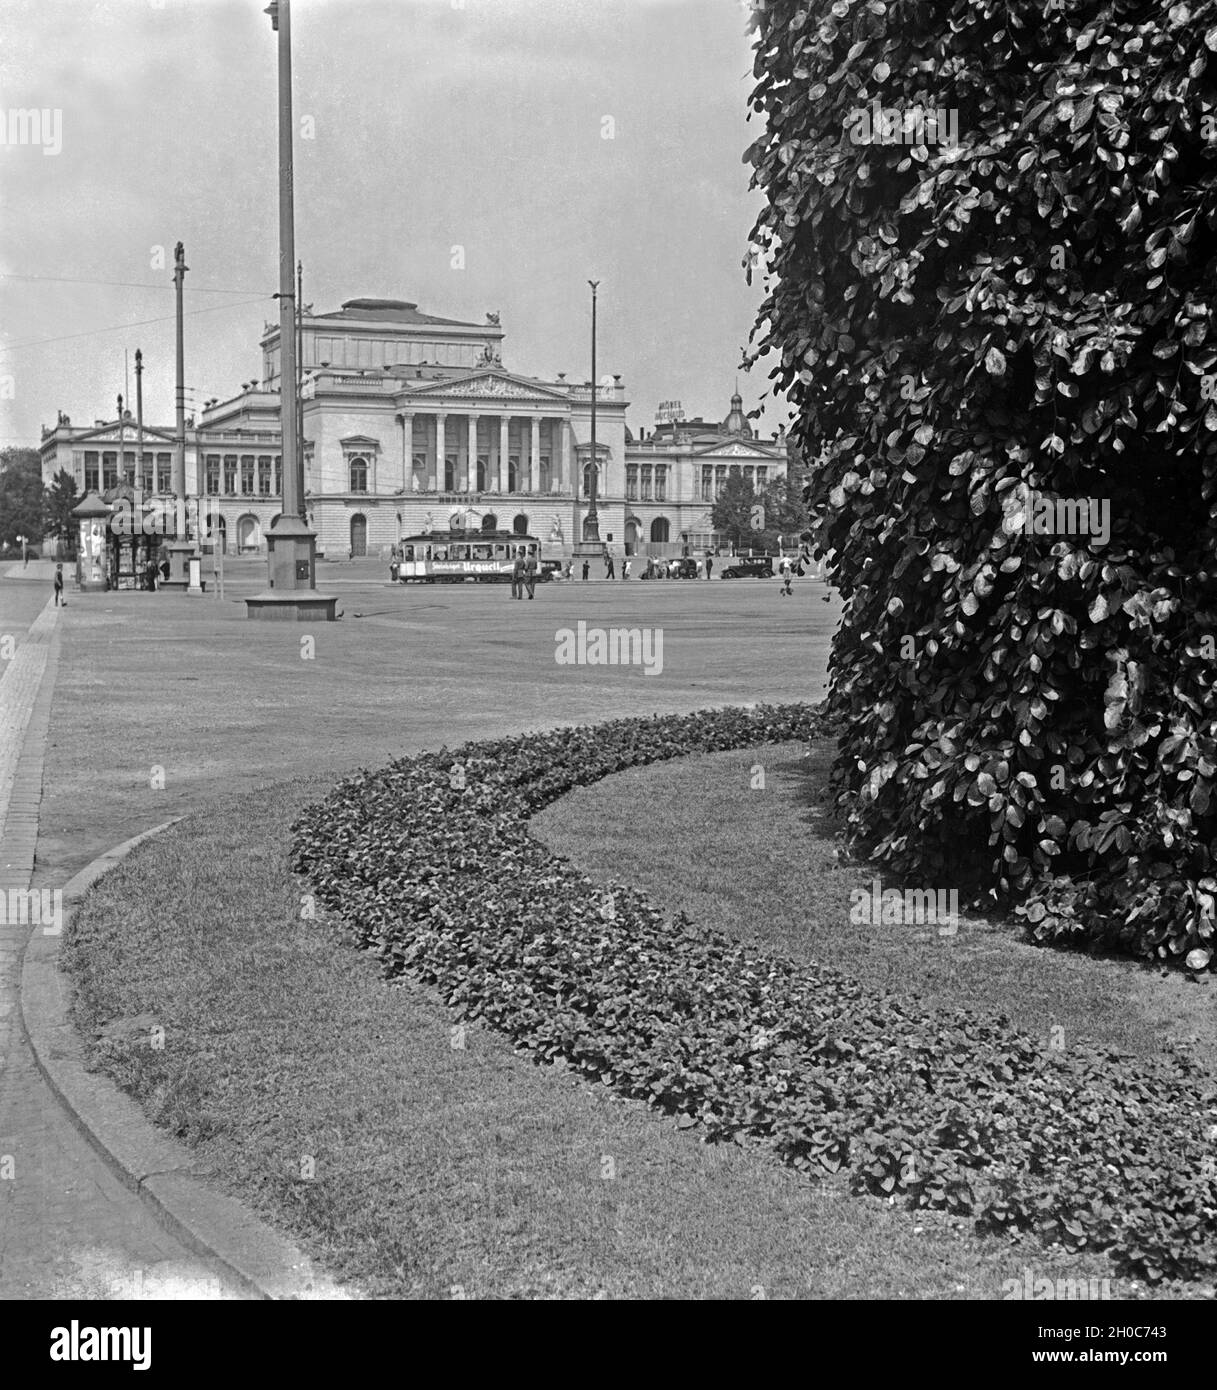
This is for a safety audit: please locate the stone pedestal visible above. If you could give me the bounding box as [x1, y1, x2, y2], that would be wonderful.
[246, 513, 337, 621]
[159, 539, 197, 593]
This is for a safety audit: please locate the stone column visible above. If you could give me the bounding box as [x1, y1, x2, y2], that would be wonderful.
[467, 414, 480, 494]
[499, 415, 510, 493]
[401, 413, 414, 491]
[435, 414, 447, 493]
[557, 417, 570, 494]
[530, 416, 541, 496]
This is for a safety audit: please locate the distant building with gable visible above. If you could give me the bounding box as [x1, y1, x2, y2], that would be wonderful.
[39, 296, 786, 557]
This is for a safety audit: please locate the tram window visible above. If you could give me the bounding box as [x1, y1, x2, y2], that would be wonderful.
[434, 547, 447, 560]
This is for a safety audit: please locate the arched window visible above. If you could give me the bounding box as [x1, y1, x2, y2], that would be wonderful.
[582, 462, 600, 497]
[349, 456, 369, 493]
[481, 513, 498, 532]
[512, 513, 529, 536]
[650, 517, 670, 544]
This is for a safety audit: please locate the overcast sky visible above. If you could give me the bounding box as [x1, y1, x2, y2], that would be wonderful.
[0, 0, 781, 452]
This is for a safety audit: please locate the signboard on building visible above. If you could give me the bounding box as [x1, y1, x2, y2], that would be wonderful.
[656, 399, 685, 425]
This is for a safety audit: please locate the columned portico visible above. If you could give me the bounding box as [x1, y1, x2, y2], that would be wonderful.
[530, 416, 541, 495]
[499, 416, 509, 493]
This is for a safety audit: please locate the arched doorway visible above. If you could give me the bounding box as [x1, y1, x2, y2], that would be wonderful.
[650, 517, 670, 544]
[481, 513, 498, 532]
[350, 513, 367, 557]
[625, 516, 642, 556]
[512, 513, 529, 536]
[236, 514, 261, 553]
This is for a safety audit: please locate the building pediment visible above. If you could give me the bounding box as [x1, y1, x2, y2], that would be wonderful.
[339, 435, 381, 451]
[403, 370, 569, 404]
[68, 422, 179, 447]
[694, 440, 784, 460]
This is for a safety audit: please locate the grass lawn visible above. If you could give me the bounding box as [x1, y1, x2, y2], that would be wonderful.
[62, 737, 1215, 1300]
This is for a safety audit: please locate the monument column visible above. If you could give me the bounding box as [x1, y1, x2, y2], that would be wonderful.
[499, 415, 510, 494]
[530, 416, 541, 496]
[435, 414, 446, 493]
[467, 414, 480, 494]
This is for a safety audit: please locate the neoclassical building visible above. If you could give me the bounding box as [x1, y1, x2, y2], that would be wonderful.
[39, 296, 787, 557]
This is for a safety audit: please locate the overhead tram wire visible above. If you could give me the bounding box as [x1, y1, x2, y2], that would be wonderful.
[0, 272, 268, 294]
[0, 295, 271, 355]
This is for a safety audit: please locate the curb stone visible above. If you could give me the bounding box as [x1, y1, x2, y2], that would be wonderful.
[20, 819, 354, 1301]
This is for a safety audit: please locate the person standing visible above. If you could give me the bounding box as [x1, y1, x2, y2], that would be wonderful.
[605, 553, 616, 581]
[524, 546, 538, 600]
[52, 564, 64, 607]
[622, 558, 630, 581]
[581, 558, 590, 582]
[705, 551, 714, 580]
[511, 546, 525, 599]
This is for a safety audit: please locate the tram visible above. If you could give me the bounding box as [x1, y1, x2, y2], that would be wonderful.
[394, 528, 557, 584]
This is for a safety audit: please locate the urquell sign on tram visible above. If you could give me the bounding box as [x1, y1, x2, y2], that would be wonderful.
[395, 513, 556, 584]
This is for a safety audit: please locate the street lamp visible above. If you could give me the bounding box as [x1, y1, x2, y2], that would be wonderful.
[584, 279, 600, 545]
[247, 0, 336, 620]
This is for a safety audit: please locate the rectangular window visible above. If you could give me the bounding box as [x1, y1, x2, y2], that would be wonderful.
[715, 466, 727, 499]
[206, 456, 221, 495]
[121, 450, 136, 483]
[139, 452, 153, 494]
[274, 456, 282, 494]
[655, 466, 667, 502]
[539, 454, 551, 492]
[640, 467, 652, 502]
[258, 456, 272, 496]
[755, 467, 767, 488]
[625, 465, 638, 502]
[701, 465, 713, 502]
[224, 455, 238, 494]
[240, 456, 255, 495]
[102, 451, 118, 490]
[84, 451, 99, 492]
[156, 453, 172, 492]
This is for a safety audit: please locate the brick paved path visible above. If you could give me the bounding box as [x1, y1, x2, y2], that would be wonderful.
[0, 594, 246, 1298]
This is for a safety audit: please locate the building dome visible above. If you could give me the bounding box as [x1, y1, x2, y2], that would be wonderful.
[724, 388, 750, 438]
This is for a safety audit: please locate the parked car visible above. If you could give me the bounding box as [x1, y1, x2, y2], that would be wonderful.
[721, 556, 774, 579]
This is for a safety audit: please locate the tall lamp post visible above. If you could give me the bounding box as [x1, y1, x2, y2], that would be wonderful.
[160, 243, 201, 590]
[573, 279, 602, 558]
[247, 0, 335, 620]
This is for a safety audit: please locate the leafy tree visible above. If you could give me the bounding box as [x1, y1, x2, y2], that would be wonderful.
[710, 471, 762, 549]
[0, 448, 43, 554]
[711, 470, 809, 551]
[44, 468, 78, 555]
[747, 0, 1217, 968]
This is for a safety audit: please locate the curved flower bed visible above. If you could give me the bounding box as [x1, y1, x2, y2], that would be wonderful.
[290, 704, 1217, 1283]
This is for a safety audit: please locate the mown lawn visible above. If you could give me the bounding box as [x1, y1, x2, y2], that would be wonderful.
[61, 741, 1214, 1299]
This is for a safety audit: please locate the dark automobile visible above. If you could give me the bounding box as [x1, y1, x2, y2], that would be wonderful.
[721, 556, 773, 579]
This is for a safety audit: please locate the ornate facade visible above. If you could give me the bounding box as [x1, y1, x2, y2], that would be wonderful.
[39, 297, 787, 557]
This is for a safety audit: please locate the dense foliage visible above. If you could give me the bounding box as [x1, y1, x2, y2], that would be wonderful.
[0, 448, 43, 552]
[292, 708, 1217, 1282]
[711, 471, 809, 552]
[745, 0, 1217, 966]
